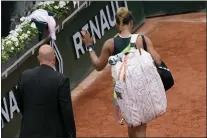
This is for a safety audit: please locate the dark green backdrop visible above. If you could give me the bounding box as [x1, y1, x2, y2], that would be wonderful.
[142, 1, 206, 17]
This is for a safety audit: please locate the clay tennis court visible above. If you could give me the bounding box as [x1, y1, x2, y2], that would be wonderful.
[72, 12, 206, 137]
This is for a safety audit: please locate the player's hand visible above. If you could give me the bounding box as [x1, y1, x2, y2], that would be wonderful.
[81, 30, 93, 46]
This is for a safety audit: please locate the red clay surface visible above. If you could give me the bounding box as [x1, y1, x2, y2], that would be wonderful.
[73, 12, 206, 137]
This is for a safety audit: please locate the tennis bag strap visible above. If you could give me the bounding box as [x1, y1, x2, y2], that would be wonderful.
[140, 35, 174, 91]
[141, 35, 147, 51]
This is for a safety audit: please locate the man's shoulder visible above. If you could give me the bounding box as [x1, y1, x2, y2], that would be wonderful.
[54, 71, 68, 79]
[22, 68, 36, 76]
[22, 67, 69, 82]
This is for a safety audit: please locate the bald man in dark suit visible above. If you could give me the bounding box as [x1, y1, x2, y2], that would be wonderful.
[15, 44, 76, 138]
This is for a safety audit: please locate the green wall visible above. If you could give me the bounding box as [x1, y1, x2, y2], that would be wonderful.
[142, 1, 206, 17]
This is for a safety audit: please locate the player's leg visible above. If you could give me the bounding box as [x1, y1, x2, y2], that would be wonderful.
[128, 123, 147, 137]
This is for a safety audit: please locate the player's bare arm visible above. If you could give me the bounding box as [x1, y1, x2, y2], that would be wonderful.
[136, 35, 162, 65]
[81, 30, 113, 71]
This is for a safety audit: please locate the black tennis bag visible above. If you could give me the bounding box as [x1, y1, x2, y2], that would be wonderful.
[141, 35, 174, 91]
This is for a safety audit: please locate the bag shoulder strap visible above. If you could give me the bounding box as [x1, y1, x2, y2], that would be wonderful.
[141, 34, 147, 51]
[130, 34, 139, 44]
[120, 34, 140, 54]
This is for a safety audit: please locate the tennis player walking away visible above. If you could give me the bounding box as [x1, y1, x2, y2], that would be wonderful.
[81, 7, 164, 137]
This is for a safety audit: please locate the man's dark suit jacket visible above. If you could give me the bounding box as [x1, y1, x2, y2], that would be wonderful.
[15, 64, 76, 138]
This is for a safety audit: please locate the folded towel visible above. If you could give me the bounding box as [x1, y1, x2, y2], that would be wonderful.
[26, 9, 56, 40]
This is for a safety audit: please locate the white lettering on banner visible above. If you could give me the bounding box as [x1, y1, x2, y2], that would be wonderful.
[1, 97, 10, 123]
[9, 91, 20, 119]
[100, 9, 111, 36]
[106, 2, 116, 27]
[1, 90, 20, 128]
[115, 1, 119, 10]
[73, 32, 85, 59]
[124, 1, 128, 9]
[73, 1, 128, 59]
[2, 118, 4, 128]
[89, 16, 102, 44]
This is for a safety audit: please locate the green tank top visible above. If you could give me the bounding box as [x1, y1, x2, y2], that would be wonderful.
[113, 35, 131, 55]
